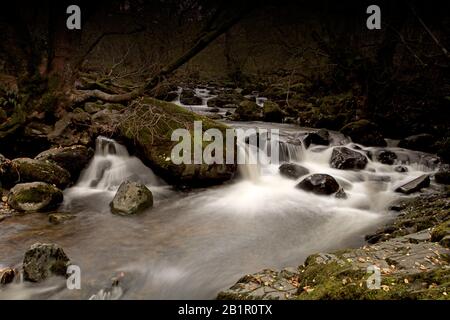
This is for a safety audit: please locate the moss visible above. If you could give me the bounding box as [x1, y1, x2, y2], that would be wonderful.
[263, 101, 283, 122]
[431, 221, 450, 242]
[233, 100, 261, 121]
[14, 187, 52, 204]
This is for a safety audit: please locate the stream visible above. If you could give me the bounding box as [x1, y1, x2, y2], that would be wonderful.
[0, 93, 440, 299]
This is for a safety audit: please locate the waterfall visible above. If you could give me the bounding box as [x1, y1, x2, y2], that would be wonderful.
[76, 136, 161, 191]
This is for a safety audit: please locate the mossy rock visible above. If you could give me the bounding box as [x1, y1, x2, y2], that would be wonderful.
[431, 221, 450, 244]
[7, 182, 63, 212]
[119, 98, 236, 188]
[11, 158, 71, 189]
[263, 101, 283, 123]
[233, 100, 262, 121]
[340, 120, 387, 147]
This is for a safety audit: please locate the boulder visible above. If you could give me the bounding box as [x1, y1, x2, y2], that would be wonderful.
[377, 150, 397, 165]
[340, 120, 386, 147]
[7, 182, 63, 212]
[296, 174, 341, 195]
[303, 129, 330, 148]
[207, 93, 243, 109]
[119, 98, 236, 187]
[330, 147, 368, 170]
[395, 174, 430, 194]
[398, 133, 435, 153]
[110, 181, 153, 215]
[35, 145, 94, 180]
[0, 154, 19, 188]
[263, 101, 283, 123]
[11, 158, 71, 188]
[233, 100, 262, 121]
[434, 166, 450, 185]
[23, 243, 70, 282]
[0, 267, 15, 285]
[394, 166, 408, 173]
[179, 89, 202, 105]
[279, 163, 309, 179]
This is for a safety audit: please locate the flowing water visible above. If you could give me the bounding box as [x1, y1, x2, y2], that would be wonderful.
[0, 122, 440, 300]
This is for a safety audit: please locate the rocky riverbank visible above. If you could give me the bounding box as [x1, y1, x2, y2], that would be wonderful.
[217, 191, 450, 300]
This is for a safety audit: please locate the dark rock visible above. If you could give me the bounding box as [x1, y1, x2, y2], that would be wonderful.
[303, 129, 330, 148]
[296, 174, 341, 195]
[179, 89, 202, 105]
[35, 145, 94, 180]
[340, 120, 386, 147]
[394, 166, 408, 173]
[377, 150, 397, 165]
[207, 93, 243, 109]
[110, 181, 153, 216]
[279, 163, 309, 179]
[23, 243, 70, 282]
[48, 112, 94, 147]
[7, 182, 63, 212]
[335, 188, 348, 199]
[398, 133, 435, 153]
[0, 154, 19, 188]
[11, 158, 71, 189]
[330, 147, 368, 170]
[395, 174, 430, 194]
[48, 213, 75, 225]
[233, 100, 262, 121]
[435, 167, 450, 185]
[0, 267, 15, 285]
[263, 101, 283, 123]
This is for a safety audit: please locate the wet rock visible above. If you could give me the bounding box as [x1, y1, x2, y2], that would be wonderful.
[335, 188, 348, 199]
[0, 154, 18, 188]
[399, 133, 435, 153]
[48, 213, 75, 225]
[11, 158, 71, 189]
[303, 129, 330, 148]
[340, 120, 386, 147]
[435, 167, 450, 185]
[8, 182, 63, 212]
[35, 145, 94, 180]
[377, 150, 397, 165]
[179, 89, 202, 105]
[207, 93, 243, 109]
[263, 101, 283, 123]
[0, 267, 15, 285]
[110, 181, 153, 216]
[330, 147, 368, 170]
[279, 163, 309, 179]
[296, 174, 340, 195]
[23, 243, 70, 282]
[395, 174, 430, 194]
[233, 100, 262, 121]
[394, 166, 408, 173]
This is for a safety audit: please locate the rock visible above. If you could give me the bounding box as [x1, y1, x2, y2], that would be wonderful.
[11, 158, 71, 188]
[279, 163, 309, 179]
[207, 93, 243, 109]
[0, 154, 18, 188]
[394, 166, 408, 173]
[296, 174, 341, 195]
[35, 145, 94, 180]
[23, 243, 70, 282]
[48, 112, 94, 147]
[262, 101, 283, 123]
[0, 267, 15, 285]
[340, 120, 386, 147]
[398, 133, 435, 153]
[330, 147, 368, 170]
[179, 89, 202, 105]
[303, 129, 330, 148]
[84, 102, 102, 114]
[233, 100, 262, 121]
[7, 182, 63, 212]
[119, 98, 236, 187]
[377, 150, 397, 165]
[395, 174, 430, 194]
[48, 213, 75, 225]
[335, 188, 348, 199]
[435, 167, 450, 185]
[110, 181, 153, 216]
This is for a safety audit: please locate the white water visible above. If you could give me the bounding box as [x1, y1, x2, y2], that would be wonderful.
[0, 125, 440, 300]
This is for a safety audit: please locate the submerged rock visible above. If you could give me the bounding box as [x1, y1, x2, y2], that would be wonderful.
[23, 243, 70, 282]
[48, 213, 75, 225]
[7, 182, 63, 212]
[296, 174, 340, 195]
[303, 129, 330, 148]
[395, 174, 430, 194]
[340, 120, 386, 147]
[394, 166, 408, 173]
[399, 133, 435, 153]
[35, 145, 94, 180]
[11, 158, 71, 189]
[330, 147, 368, 170]
[110, 181, 153, 216]
[377, 150, 397, 165]
[279, 163, 309, 180]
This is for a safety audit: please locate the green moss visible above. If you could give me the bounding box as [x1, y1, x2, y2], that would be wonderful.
[431, 221, 450, 242]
